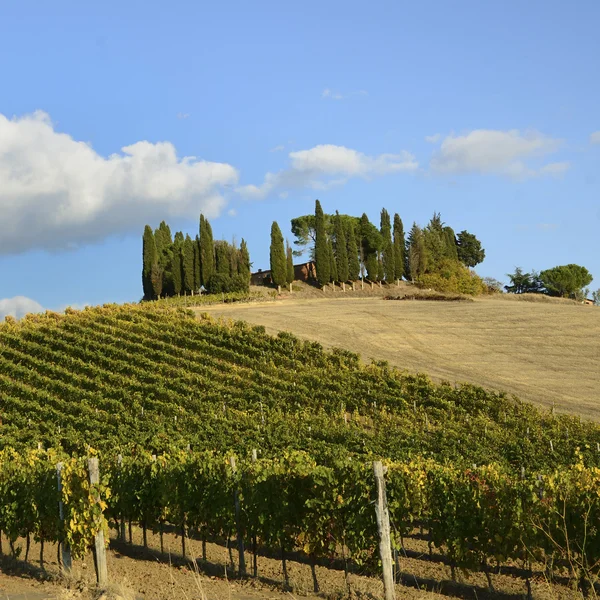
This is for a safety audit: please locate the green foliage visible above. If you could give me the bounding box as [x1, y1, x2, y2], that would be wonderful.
[199, 215, 215, 287]
[291, 213, 359, 260]
[182, 234, 195, 294]
[416, 259, 487, 295]
[539, 264, 593, 299]
[314, 201, 330, 287]
[392, 214, 405, 281]
[193, 236, 201, 291]
[328, 237, 337, 283]
[206, 273, 249, 294]
[170, 232, 184, 296]
[238, 239, 251, 285]
[504, 267, 544, 294]
[150, 263, 164, 298]
[333, 211, 349, 282]
[142, 226, 157, 300]
[346, 221, 360, 281]
[456, 230, 485, 267]
[359, 214, 382, 280]
[380, 209, 395, 282]
[592, 289, 600, 306]
[269, 222, 287, 287]
[406, 223, 427, 281]
[286, 242, 295, 284]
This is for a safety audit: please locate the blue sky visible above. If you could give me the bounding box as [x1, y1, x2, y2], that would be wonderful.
[1, 0, 599, 316]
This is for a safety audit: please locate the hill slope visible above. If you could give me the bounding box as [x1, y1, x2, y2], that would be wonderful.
[199, 296, 600, 419]
[0, 303, 598, 471]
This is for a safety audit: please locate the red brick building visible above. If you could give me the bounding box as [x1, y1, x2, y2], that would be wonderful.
[250, 261, 316, 286]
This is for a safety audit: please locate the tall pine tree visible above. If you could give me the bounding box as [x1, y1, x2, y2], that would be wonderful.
[393, 214, 405, 281]
[142, 225, 157, 300]
[314, 200, 330, 286]
[346, 221, 360, 281]
[183, 234, 195, 293]
[407, 223, 427, 281]
[193, 235, 201, 291]
[380, 208, 395, 282]
[328, 237, 338, 283]
[199, 214, 215, 287]
[238, 239, 251, 285]
[359, 213, 381, 281]
[171, 232, 184, 296]
[270, 222, 287, 287]
[286, 241, 295, 284]
[333, 211, 349, 282]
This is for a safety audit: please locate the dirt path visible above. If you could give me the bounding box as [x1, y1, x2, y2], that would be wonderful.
[198, 296, 600, 420]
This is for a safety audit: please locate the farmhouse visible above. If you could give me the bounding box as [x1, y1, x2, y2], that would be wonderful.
[250, 261, 316, 286]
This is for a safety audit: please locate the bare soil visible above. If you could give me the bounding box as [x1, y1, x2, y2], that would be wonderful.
[199, 292, 600, 420]
[0, 527, 584, 600]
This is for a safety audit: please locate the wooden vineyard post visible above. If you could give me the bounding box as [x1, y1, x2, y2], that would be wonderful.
[56, 463, 72, 574]
[251, 449, 258, 577]
[277, 285, 281, 295]
[117, 454, 126, 542]
[230, 456, 246, 576]
[352, 281, 355, 291]
[373, 461, 396, 600]
[88, 457, 108, 587]
[289, 283, 293, 293]
[342, 282, 346, 292]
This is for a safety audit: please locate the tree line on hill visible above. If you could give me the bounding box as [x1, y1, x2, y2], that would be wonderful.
[505, 265, 594, 300]
[141, 215, 251, 300]
[268, 200, 486, 294]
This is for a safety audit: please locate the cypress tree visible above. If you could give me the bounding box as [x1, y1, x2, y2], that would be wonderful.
[359, 213, 381, 281]
[333, 211, 349, 282]
[286, 241, 295, 284]
[346, 221, 360, 281]
[314, 200, 330, 286]
[328, 237, 338, 283]
[270, 222, 287, 287]
[193, 236, 201, 291]
[215, 240, 231, 277]
[142, 225, 157, 300]
[238, 239, 251, 285]
[183, 234, 195, 293]
[199, 215, 215, 287]
[407, 223, 427, 281]
[393, 214, 405, 281]
[443, 226, 459, 261]
[380, 208, 395, 282]
[171, 231, 184, 296]
[150, 263, 164, 298]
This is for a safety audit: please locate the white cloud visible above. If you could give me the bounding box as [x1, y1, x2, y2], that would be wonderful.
[425, 134, 441, 144]
[591, 131, 600, 144]
[227, 208, 237, 217]
[269, 145, 285, 153]
[0, 296, 44, 320]
[0, 111, 239, 254]
[321, 88, 368, 100]
[238, 144, 418, 200]
[177, 112, 190, 119]
[430, 129, 565, 178]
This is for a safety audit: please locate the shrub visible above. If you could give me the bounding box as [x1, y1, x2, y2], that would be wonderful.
[206, 273, 249, 294]
[416, 259, 486, 296]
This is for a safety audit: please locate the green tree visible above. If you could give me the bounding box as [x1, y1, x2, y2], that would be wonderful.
[286, 241, 295, 285]
[199, 215, 215, 287]
[193, 236, 201, 291]
[142, 225, 157, 300]
[346, 221, 360, 281]
[270, 221, 287, 287]
[504, 267, 543, 294]
[183, 234, 195, 293]
[359, 213, 382, 280]
[291, 213, 359, 259]
[456, 231, 485, 267]
[238, 239, 251, 285]
[392, 214, 405, 281]
[333, 211, 349, 282]
[443, 226, 459, 261]
[150, 263, 164, 298]
[380, 208, 395, 282]
[328, 237, 338, 283]
[314, 200, 330, 286]
[171, 232, 184, 296]
[215, 240, 231, 277]
[592, 289, 600, 306]
[406, 223, 427, 281]
[539, 264, 593, 298]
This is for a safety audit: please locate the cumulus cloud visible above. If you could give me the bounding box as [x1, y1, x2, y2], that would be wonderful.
[0, 296, 44, 320]
[591, 131, 600, 144]
[0, 111, 239, 254]
[430, 129, 566, 178]
[238, 144, 418, 199]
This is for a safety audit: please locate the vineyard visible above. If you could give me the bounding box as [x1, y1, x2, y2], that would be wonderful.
[1, 303, 600, 596]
